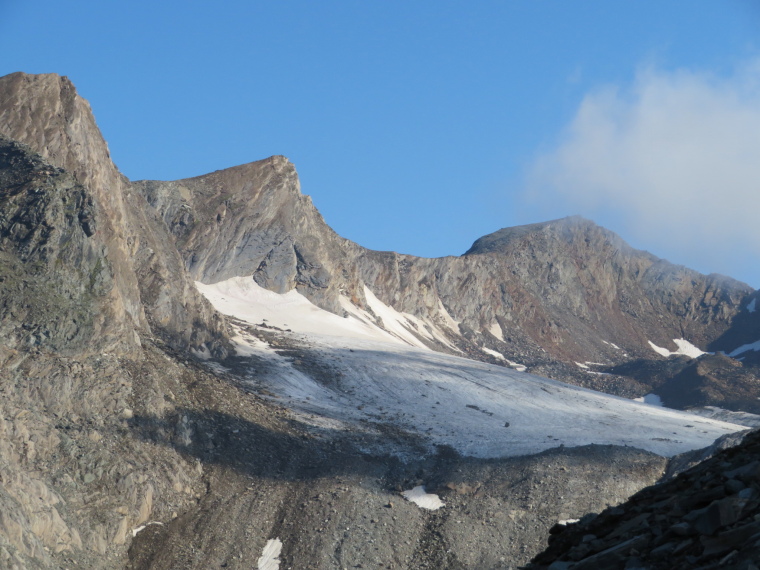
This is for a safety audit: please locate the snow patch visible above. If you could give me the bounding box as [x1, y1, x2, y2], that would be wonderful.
[482, 347, 505, 360]
[196, 278, 745, 459]
[576, 362, 606, 373]
[363, 286, 458, 350]
[648, 339, 706, 359]
[504, 359, 527, 372]
[401, 486, 445, 510]
[131, 521, 164, 537]
[602, 341, 621, 350]
[747, 298, 757, 313]
[196, 278, 397, 343]
[436, 297, 460, 332]
[728, 339, 760, 358]
[488, 322, 504, 341]
[634, 393, 663, 407]
[257, 538, 282, 570]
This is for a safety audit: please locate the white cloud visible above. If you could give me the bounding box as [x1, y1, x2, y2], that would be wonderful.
[525, 61, 760, 287]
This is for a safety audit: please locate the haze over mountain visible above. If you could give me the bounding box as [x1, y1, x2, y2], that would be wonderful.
[1, 72, 759, 569]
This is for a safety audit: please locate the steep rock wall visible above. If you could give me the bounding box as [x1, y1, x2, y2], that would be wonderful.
[0, 72, 226, 356]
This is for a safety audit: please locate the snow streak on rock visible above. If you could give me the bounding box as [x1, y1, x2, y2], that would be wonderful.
[257, 538, 282, 570]
[728, 339, 760, 358]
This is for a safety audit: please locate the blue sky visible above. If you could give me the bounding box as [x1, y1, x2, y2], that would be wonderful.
[2, 1, 759, 288]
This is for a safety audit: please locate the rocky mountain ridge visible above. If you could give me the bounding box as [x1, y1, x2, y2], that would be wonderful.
[136, 126, 757, 404]
[0, 72, 228, 359]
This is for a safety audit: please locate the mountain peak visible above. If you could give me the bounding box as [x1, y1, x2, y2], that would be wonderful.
[463, 215, 605, 255]
[0, 71, 113, 190]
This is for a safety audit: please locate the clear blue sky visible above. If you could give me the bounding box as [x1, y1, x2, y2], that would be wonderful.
[2, 1, 759, 288]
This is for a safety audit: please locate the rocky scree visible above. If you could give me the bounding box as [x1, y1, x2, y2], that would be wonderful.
[528, 429, 760, 570]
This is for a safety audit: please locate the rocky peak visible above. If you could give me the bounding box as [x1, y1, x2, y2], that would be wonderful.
[0, 73, 228, 357]
[464, 215, 622, 256]
[0, 73, 114, 187]
[132, 141, 753, 392]
[133, 154, 357, 315]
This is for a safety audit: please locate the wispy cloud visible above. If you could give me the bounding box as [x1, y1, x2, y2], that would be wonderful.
[525, 61, 760, 287]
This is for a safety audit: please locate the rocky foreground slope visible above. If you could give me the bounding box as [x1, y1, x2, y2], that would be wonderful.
[528, 429, 760, 569]
[0, 71, 757, 569]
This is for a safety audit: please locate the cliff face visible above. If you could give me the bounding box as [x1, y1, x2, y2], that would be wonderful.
[0, 72, 227, 357]
[0, 74, 235, 568]
[0, 136, 125, 357]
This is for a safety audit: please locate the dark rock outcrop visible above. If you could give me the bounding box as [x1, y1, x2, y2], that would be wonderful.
[655, 354, 760, 413]
[528, 429, 760, 570]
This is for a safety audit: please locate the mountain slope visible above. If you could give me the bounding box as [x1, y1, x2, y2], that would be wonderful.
[197, 277, 742, 459]
[528, 428, 760, 569]
[0, 71, 756, 570]
[0, 138, 690, 569]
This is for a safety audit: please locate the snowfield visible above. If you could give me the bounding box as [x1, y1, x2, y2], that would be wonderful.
[196, 277, 744, 459]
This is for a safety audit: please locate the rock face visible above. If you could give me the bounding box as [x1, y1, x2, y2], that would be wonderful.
[0, 134, 671, 568]
[0, 74, 229, 569]
[528, 429, 760, 570]
[0, 136, 118, 356]
[0, 71, 757, 570]
[0, 72, 227, 357]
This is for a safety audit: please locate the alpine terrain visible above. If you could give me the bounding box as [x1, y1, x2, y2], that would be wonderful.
[1, 71, 759, 569]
